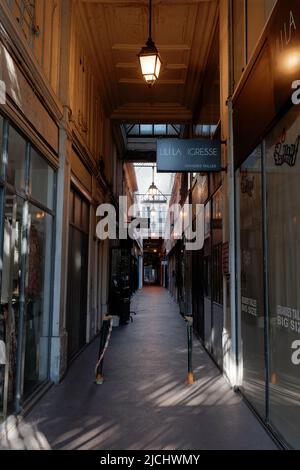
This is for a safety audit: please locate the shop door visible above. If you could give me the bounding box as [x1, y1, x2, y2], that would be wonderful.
[66, 188, 89, 362]
[109, 247, 131, 324]
[192, 248, 204, 340]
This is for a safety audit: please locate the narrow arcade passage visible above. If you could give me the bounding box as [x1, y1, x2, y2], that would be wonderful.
[1, 288, 277, 450]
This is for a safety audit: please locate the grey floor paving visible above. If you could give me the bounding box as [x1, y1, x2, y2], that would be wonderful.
[0, 287, 278, 450]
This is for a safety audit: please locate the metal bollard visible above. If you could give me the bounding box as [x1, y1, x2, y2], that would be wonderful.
[184, 315, 194, 385]
[95, 315, 113, 385]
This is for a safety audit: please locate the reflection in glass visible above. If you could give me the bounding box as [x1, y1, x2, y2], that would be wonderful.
[238, 146, 266, 416]
[266, 107, 300, 449]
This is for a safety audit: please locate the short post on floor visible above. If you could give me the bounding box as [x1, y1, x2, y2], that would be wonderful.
[95, 315, 113, 385]
[184, 315, 194, 385]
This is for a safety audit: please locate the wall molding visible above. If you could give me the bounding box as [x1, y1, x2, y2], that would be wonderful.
[0, 2, 63, 124]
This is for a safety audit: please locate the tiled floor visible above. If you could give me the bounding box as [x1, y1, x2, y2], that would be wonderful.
[0, 287, 278, 450]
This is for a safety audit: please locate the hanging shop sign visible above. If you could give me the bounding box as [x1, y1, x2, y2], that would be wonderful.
[156, 139, 221, 173]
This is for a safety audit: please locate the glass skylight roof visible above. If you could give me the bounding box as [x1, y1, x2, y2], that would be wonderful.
[124, 124, 181, 137]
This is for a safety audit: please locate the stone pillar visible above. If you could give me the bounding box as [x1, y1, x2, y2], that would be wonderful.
[50, 121, 71, 383]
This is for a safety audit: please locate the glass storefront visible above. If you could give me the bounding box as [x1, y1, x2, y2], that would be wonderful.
[237, 106, 300, 448]
[66, 186, 89, 362]
[0, 117, 55, 418]
[199, 187, 224, 367]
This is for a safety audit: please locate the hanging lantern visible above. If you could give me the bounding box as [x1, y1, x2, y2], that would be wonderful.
[138, 0, 162, 86]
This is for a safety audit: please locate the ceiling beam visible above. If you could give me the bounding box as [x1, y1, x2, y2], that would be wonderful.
[123, 150, 157, 163]
[112, 44, 191, 52]
[115, 63, 188, 70]
[80, 1, 212, 4]
[111, 104, 192, 123]
[118, 78, 185, 85]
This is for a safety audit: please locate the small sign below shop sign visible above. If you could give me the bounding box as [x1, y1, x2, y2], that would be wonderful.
[157, 138, 221, 173]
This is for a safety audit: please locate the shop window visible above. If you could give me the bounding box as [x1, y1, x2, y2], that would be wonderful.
[29, 149, 54, 210]
[24, 204, 53, 396]
[0, 120, 55, 418]
[266, 106, 300, 448]
[66, 187, 89, 361]
[7, 126, 26, 191]
[238, 145, 265, 417]
[66, 226, 88, 360]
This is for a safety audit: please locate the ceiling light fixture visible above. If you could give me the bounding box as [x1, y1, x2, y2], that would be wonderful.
[138, 0, 162, 87]
[142, 165, 167, 204]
